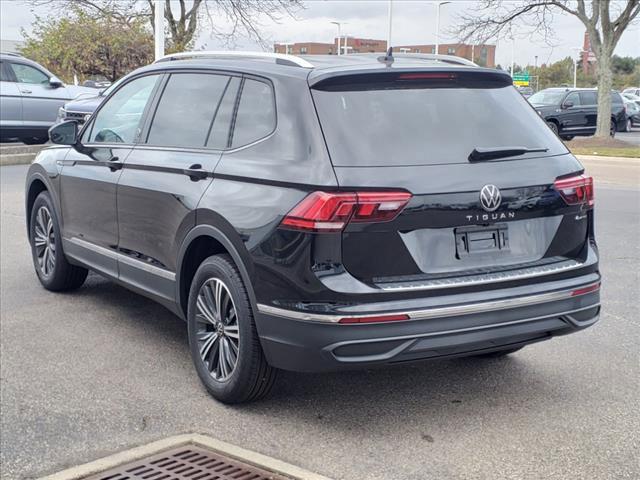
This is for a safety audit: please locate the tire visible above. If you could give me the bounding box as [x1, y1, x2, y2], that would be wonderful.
[546, 121, 559, 136]
[610, 120, 616, 137]
[475, 346, 523, 358]
[560, 135, 574, 141]
[187, 254, 277, 403]
[29, 191, 88, 291]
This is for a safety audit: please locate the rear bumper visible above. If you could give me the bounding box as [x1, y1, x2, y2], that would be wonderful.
[255, 273, 601, 372]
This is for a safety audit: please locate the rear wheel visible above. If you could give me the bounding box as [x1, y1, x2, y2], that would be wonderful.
[546, 121, 559, 136]
[29, 192, 88, 291]
[187, 254, 277, 403]
[560, 135, 574, 141]
[610, 120, 616, 137]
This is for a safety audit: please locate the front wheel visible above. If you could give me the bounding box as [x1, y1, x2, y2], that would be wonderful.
[610, 120, 616, 137]
[187, 254, 277, 403]
[546, 121, 559, 136]
[29, 191, 88, 291]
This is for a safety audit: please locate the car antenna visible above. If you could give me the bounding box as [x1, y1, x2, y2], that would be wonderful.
[377, 47, 394, 67]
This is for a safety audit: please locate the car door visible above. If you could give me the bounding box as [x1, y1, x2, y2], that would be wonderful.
[59, 73, 162, 278]
[0, 60, 23, 134]
[559, 91, 585, 132]
[579, 91, 598, 131]
[7, 61, 70, 126]
[116, 71, 239, 300]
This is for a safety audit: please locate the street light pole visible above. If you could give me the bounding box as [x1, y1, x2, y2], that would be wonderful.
[330, 21, 343, 55]
[387, 0, 393, 50]
[572, 47, 582, 88]
[154, 0, 165, 61]
[510, 37, 515, 77]
[435, 1, 451, 55]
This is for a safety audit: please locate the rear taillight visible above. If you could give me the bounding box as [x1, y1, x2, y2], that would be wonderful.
[554, 175, 594, 207]
[281, 191, 411, 232]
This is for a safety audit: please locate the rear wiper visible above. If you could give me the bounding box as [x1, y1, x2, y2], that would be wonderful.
[468, 146, 548, 162]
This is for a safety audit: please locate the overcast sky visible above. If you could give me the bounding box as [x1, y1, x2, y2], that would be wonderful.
[1, 0, 638, 67]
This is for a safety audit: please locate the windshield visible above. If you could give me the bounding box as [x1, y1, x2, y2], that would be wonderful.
[312, 84, 567, 167]
[528, 90, 566, 105]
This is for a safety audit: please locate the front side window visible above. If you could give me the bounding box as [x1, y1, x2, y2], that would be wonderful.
[87, 74, 159, 144]
[10, 63, 49, 84]
[230, 79, 276, 148]
[579, 91, 597, 105]
[146, 73, 230, 148]
[564, 92, 581, 106]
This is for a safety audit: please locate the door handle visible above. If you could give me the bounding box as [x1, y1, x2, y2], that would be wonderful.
[185, 164, 208, 181]
[20, 89, 32, 94]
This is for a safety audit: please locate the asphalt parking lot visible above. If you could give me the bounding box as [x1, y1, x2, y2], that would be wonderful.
[1, 163, 639, 480]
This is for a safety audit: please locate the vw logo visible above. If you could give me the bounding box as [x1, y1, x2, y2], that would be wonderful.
[479, 184, 502, 212]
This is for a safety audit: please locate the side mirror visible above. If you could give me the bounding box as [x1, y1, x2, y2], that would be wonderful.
[49, 76, 63, 88]
[562, 101, 574, 109]
[49, 121, 78, 145]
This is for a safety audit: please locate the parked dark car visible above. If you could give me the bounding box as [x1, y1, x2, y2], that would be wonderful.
[528, 87, 627, 140]
[26, 52, 601, 403]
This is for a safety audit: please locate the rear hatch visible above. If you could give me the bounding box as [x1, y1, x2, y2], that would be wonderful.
[310, 67, 592, 289]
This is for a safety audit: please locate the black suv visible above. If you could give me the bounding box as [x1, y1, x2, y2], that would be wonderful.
[528, 87, 627, 140]
[26, 52, 601, 403]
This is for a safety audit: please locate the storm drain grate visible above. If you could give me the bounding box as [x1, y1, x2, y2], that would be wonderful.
[82, 445, 291, 480]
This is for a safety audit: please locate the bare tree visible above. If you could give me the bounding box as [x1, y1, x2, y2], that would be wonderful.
[454, 1, 639, 138]
[26, 0, 303, 52]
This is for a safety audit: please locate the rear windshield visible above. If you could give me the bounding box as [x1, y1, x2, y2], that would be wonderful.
[312, 84, 566, 167]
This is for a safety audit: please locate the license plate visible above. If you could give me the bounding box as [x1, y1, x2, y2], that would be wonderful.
[454, 224, 509, 258]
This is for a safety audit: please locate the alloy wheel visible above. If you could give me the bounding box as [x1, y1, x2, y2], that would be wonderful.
[195, 278, 240, 381]
[34, 206, 56, 277]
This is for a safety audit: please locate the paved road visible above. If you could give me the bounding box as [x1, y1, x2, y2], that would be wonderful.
[617, 127, 640, 145]
[1, 164, 639, 480]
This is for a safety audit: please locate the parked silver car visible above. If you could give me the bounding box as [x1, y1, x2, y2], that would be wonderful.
[0, 52, 96, 144]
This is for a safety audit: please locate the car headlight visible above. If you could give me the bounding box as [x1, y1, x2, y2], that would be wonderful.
[56, 107, 66, 122]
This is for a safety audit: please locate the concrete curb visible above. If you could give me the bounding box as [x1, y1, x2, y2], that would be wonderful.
[38, 433, 334, 480]
[575, 154, 640, 163]
[0, 152, 36, 166]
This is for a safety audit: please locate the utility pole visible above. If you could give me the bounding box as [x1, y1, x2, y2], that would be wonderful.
[154, 0, 164, 61]
[435, 1, 451, 55]
[330, 21, 344, 55]
[510, 37, 515, 76]
[387, 0, 393, 50]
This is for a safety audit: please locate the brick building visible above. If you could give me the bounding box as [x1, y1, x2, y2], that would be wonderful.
[274, 42, 336, 55]
[395, 43, 496, 67]
[274, 39, 495, 67]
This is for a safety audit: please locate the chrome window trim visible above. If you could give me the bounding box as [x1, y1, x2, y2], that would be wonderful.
[257, 282, 600, 324]
[376, 259, 585, 292]
[66, 237, 175, 281]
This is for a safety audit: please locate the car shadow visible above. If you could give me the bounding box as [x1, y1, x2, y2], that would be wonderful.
[74, 273, 563, 430]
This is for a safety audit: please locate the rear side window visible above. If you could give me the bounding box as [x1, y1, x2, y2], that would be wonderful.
[147, 73, 230, 148]
[312, 81, 567, 167]
[230, 79, 276, 148]
[611, 92, 623, 105]
[0, 61, 13, 82]
[207, 77, 240, 149]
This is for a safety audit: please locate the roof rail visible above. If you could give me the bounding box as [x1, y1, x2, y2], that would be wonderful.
[0, 51, 23, 57]
[393, 53, 477, 67]
[155, 50, 314, 69]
